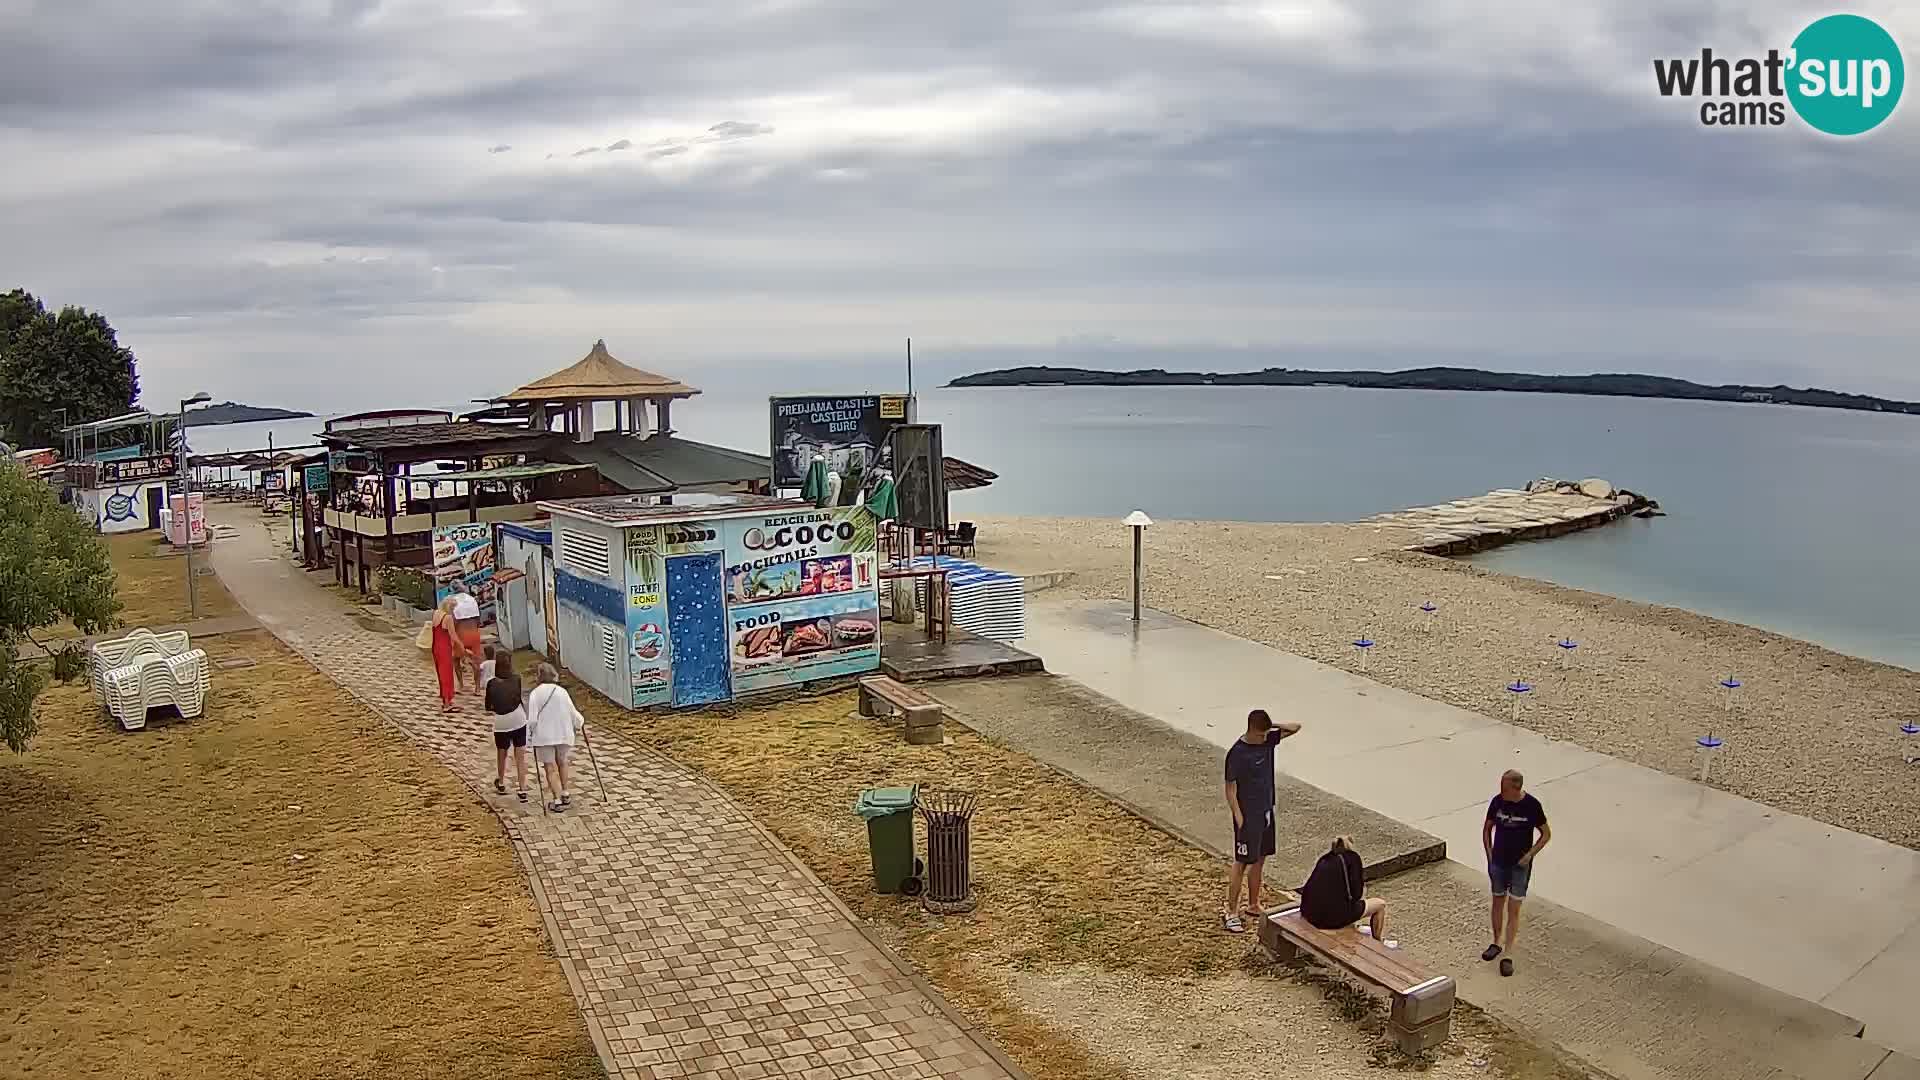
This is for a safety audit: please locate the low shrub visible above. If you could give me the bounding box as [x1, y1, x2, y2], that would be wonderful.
[378, 566, 436, 611]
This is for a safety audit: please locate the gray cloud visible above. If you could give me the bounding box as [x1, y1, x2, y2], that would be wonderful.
[0, 0, 1915, 414]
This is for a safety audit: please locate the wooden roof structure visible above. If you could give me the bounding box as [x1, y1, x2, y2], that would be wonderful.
[495, 340, 700, 403]
[318, 421, 558, 467]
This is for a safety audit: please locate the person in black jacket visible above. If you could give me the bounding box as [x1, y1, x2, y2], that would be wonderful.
[485, 651, 529, 801]
[1299, 837, 1388, 941]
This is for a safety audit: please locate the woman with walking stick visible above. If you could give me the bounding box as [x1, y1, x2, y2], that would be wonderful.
[526, 663, 589, 813]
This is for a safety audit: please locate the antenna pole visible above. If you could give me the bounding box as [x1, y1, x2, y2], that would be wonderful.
[906, 337, 913, 398]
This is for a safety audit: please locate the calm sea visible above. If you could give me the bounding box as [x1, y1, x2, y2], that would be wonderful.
[192, 387, 1920, 671]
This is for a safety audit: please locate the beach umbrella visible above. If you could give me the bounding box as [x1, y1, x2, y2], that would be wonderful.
[864, 475, 898, 521]
[801, 455, 829, 506]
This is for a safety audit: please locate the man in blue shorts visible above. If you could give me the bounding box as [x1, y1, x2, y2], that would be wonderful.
[1222, 708, 1303, 932]
[1482, 769, 1551, 976]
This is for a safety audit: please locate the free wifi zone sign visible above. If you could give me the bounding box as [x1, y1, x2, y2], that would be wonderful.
[1653, 13, 1904, 134]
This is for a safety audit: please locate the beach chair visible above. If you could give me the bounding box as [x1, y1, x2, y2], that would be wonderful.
[940, 522, 976, 558]
[89, 629, 192, 705]
[101, 649, 211, 731]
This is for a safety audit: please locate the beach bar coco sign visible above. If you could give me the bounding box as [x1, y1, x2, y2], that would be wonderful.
[767, 394, 911, 490]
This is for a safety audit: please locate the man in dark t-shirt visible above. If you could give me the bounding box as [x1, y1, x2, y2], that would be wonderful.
[1221, 708, 1303, 933]
[1481, 768, 1551, 976]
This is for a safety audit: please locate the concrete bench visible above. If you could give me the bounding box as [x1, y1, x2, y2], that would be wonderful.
[858, 676, 945, 745]
[1259, 903, 1455, 1054]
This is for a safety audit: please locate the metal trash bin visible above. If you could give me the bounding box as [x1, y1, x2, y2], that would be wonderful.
[917, 790, 977, 914]
[854, 785, 922, 895]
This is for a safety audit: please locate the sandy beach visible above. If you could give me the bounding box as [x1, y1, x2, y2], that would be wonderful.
[974, 515, 1920, 851]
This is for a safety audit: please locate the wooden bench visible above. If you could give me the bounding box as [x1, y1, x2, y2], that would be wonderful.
[858, 676, 945, 745]
[1259, 903, 1455, 1054]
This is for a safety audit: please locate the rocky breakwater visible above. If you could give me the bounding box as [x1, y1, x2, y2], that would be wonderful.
[1369, 477, 1661, 555]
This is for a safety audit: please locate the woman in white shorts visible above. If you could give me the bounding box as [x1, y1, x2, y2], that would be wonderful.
[526, 663, 589, 813]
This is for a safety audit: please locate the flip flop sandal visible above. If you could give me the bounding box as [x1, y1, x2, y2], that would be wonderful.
[493, 779, 508, 795]
[1223, 913, 1246, 934]
[517, 790, 529, 803]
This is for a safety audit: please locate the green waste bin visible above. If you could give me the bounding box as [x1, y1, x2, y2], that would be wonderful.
[854, 785, 921, 894]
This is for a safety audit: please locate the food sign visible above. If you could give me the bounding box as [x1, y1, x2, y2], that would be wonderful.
[722, 505, 880, 694]
[432, 522, 495, 621]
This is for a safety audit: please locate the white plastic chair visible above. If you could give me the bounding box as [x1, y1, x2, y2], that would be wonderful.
[101, 649, 211, 731]
[89, 629, 192, 705]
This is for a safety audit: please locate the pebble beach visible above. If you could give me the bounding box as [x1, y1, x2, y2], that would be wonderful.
[974, 514, 1920, 851]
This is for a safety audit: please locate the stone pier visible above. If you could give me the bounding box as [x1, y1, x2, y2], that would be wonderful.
[1368, 478, 1655, 555]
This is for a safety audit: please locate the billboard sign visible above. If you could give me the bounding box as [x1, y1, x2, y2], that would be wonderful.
[98, 454, 178, 484]
[721, 505, 880, 694]
[767, 394, 912, 492]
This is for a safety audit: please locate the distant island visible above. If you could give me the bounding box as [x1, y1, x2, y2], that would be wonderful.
[183, 401, 316, 426]
[946, 366, 1920, 415]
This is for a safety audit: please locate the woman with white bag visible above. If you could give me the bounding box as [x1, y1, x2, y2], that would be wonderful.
[525, 663, 589, 813]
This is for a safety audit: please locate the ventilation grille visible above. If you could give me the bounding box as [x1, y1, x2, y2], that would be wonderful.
[558, 528, 611, 579]
[601, 626, 619, 669]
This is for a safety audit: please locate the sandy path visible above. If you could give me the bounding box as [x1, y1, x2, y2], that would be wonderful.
[974, 515, 1920, 850]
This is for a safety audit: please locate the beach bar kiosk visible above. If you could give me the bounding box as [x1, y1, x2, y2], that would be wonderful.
[541, 493, 882, 709]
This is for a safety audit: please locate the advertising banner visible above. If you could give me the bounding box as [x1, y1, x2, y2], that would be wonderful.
[100, 454, 178, 484]
[623, 527, 673, 708]
[432, 522, 495, 621]
[768, 394, 912, 490]
[722, 505, 881, 693]
[303, 463, 330, 492]
[262, 470, 287, 493]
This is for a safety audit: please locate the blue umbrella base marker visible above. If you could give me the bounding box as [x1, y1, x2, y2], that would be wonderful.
[1506, 681, 1531, 721]
[1695, 735, 1725, 782]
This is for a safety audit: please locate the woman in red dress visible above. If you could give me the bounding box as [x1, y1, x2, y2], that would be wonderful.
[430, 596, 460, 711]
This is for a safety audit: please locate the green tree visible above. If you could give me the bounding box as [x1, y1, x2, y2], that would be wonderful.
[0, 290, 141, 448]
[0, 288, 44, 353]
[0, 457, 121, 752]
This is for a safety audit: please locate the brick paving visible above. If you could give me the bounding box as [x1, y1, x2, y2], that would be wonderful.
[204, 510, 1018, 1080]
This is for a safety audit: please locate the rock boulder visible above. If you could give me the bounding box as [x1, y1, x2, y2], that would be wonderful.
[1578, 477, 1615, 499]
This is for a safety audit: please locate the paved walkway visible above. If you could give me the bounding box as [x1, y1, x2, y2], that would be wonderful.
[205, 509, 1018, 1080]
[1018, 598, 1920, 1060]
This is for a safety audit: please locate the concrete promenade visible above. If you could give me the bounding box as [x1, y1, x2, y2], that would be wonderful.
[207, 508, 1020, 1080]
[1017, 598, 1920, 1061]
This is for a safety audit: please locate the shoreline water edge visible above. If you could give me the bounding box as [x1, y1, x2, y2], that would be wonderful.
[974, 513, 1920, 853]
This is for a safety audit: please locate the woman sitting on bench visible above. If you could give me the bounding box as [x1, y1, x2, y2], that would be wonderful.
[1300, 836, 1388, 941]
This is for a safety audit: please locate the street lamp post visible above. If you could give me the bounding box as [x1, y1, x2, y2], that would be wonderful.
[53, 408, 68, 459]
[1123, 510, 1153, 623]
[179, 393, 211, 616]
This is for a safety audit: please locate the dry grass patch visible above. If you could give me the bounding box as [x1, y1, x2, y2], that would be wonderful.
[574, 685, 1593, 1080]
[2, 565, 600, 1080]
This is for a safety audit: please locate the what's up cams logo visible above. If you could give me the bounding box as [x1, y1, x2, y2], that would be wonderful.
[1654, 13, 1904, 134]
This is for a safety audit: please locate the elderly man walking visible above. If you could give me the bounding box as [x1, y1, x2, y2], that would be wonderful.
[1482, 769, 1551, 976]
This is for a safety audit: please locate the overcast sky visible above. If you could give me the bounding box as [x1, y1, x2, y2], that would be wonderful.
[1, 0, 1915, 412]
